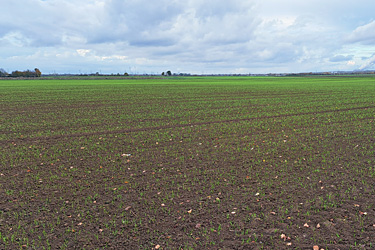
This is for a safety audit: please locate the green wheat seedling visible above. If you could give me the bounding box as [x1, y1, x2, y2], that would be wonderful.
[1, 76, 375, 249]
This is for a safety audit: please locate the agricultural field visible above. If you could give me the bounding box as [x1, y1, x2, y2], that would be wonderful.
[1, 76, 375, 249]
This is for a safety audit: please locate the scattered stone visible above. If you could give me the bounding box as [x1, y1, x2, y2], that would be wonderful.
[280, 234, 286, 241]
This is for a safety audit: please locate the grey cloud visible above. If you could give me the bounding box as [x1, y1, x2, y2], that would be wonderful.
[0, 25, 15, 37]
[330, 55, 353, 62]
[129, 39, 176, 47]
[93, 0, 183, 44]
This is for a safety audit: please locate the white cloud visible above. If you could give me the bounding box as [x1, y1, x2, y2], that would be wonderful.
[76, 49, 91, 57]
[347, 21, 375, 45]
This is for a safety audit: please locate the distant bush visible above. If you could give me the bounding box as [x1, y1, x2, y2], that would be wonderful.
[162, 71, 172, 76]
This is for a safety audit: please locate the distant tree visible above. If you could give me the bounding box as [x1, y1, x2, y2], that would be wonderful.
[34, 68, 42, 77]
[0, 68, 8, 77]
[166, 70, 172, 76]
[124, 72, 129, 76]
[161, 72, 165, 76]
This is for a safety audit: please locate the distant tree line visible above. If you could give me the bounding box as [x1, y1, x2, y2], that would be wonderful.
[0, 68, 42, 77]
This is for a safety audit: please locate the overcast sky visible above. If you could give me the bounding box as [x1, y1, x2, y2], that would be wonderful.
[1, 0, 375, 74]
